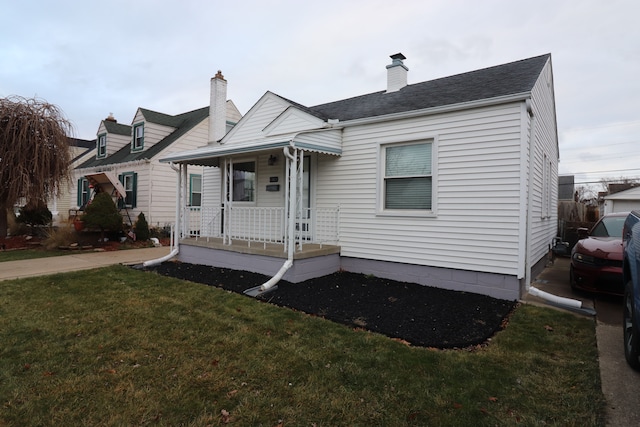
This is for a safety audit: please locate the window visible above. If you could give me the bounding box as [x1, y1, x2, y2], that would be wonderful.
[97, 134, 106, 158]
[77, 178, 90, 208]
[190, 174, 202, 207]
[118, 172, 137, 208]
[382, 141, 433, 211]
[232, 161, 256, 202]
[132, 123, 144, 151]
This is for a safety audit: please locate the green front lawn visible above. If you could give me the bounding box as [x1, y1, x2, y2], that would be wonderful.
[0, 266, 605, 426]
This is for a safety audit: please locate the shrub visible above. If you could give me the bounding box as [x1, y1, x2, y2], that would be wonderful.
[43, 225, 77, 250]
[134, 212, 150, 241]
[17, 201, 52, 230]
[81, 192, 123, 242]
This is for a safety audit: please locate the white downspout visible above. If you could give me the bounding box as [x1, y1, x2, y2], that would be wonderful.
[245, 145, 296, 295]
[524, 101, 534, 291]
[528, 286, 583, 309]
[142, 162, 181, 267]
[244, 127, 341, 296]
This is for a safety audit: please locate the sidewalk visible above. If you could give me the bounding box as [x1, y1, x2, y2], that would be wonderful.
[0, 246, 171, 281]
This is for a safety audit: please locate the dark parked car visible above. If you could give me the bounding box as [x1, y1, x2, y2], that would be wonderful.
[570, 211, 628, 296]
[623, 211, 640, 370]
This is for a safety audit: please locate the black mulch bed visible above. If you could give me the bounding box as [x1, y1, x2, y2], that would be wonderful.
[143, 261, 517, 349]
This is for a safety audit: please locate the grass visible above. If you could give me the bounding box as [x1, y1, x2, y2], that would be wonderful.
[0, 266, 605, 426]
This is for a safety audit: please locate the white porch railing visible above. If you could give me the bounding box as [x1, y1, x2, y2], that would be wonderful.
[183, 206, 339, 249]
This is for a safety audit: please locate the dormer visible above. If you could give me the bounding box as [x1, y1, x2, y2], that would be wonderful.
[96, 114, 131, 159]
[131, 108, 181, 153]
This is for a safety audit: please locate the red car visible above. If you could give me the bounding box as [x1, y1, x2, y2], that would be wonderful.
[570, 212, 628, 296]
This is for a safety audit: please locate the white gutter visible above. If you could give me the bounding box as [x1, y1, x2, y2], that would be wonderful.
[337, 92, 533, 128]
[142, 162, 181, 267]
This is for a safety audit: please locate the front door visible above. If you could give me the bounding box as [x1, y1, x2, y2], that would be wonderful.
[297, 155, 312, 240]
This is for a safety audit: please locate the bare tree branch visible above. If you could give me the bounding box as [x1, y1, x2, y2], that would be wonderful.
[0, 95, 74, 236]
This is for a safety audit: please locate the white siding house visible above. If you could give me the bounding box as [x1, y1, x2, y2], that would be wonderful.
[604, 187, 640, 214]
[71, 74, 241, 231]
[162, 54, 559, 300]
[48, 138, 95, 224]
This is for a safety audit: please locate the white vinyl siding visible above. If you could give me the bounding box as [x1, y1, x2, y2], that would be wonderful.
[316, 104, 525, 276]
[96, 121, 130, 157]
[527, 59, 559, 268]
[72, 117, 209, 228]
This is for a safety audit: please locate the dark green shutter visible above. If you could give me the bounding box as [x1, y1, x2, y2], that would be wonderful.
[131, 173, 137, 208]
[77, 179, 83, 206]
[118, 174, 124, 209]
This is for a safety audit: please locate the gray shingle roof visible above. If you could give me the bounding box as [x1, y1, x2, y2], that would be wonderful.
[103, 119, 131, 136]
[309, 54, 551, 121]
[76, 106, 208, 169]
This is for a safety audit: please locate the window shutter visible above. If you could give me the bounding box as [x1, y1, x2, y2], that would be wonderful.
[77, 179, 83, 206]
[117, 174, 124, 209]
[131, 173, 138, 208]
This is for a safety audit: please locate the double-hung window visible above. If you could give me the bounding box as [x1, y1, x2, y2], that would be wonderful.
[132, 123, 144, 151]
[118, 172, 137, 208]
[97, 134, 106, 158]
[381, 140, 433, 212]
[190, 174, 202, 207]
[231, 161, 256, 202]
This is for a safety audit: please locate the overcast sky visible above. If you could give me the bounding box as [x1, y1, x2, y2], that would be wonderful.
[2, 0, 638, 189]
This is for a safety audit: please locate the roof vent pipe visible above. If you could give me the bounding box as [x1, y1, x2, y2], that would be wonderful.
[386, 53, 408, 93]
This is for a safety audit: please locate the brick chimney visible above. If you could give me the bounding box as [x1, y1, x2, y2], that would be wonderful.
[386, 53, 408, 93]
[209, 70, 227, 144]
[105, 112, 117, 123]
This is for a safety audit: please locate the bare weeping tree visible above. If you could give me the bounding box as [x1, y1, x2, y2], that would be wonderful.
[0, 96, 74, 237]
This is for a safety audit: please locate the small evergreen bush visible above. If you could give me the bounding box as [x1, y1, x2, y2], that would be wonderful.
[81, 192, 123, 242]
[17, 201, 52, 228]
[134, 212, 150, 241]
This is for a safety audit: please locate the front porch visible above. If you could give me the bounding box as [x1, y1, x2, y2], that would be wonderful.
[175, 205, 341, 283]
[176, 236, 341, 284]
[182, 205, 339, 251]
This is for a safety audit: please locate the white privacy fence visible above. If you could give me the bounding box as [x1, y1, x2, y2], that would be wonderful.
[183, 206, 339, 248]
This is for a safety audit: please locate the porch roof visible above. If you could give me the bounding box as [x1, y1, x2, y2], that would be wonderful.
[160, 133, 342, 166]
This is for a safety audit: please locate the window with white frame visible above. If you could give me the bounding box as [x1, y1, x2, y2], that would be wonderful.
[132, 123, 144, 151]
[381, 141, 433, 211]
[231, 161, 256, 202]
[190, 174, 202, 207]
[97, 134, 106, 158]
[118, 172, 137, 208]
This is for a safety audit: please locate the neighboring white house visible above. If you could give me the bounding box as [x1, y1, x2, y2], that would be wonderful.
[161, 53, 559, 301]
[47, 137, 95, 225]
[71, 72, 242, 230]
[604, 187, 640, 214]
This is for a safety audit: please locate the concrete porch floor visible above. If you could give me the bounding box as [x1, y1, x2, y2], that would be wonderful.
[180, 236, 340, 260]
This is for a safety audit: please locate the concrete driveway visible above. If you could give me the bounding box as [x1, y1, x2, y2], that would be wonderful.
[528, 256, 640, 426]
